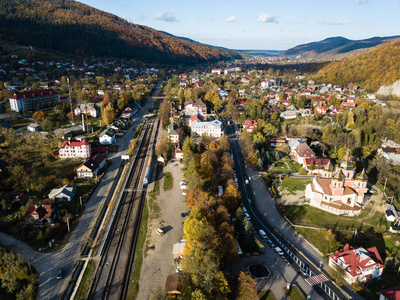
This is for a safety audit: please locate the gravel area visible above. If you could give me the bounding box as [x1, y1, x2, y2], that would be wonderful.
[137, 160, 188, 299]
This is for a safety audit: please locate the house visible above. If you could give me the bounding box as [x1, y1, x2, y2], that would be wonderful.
[184, 98, 207, 117]
[294, 142, 315, 164]
[191, 120, 223, 138]
[304, 158, 330, 173]
[211, 69, 222, 75]
[329, 243, 384, 284]
[305, 150, 369, 216]
[315, 104, 328, 115]
[168, 123, 180, 144]
[157, 154, 165, 164]
[74, 103, 100, 118]
[280, 111, 299, 119]
[242, 120, 257, 132]
[48, 184, 76, 201]
[24, 204, 55, 227]
[269, 137, 288, 148]
[59, 138, 91, 159]
[174, 145, 183, 160]
[379, 285, 400, 300]
[188, 114, 204, 127]
[165, 274, 182, 298]
[76, 153, 106, 178]
[99, 128, 116, 145]
[9, 89, 63, 112]
[27, 123, 41, 132]
[8, 192, 28, 210]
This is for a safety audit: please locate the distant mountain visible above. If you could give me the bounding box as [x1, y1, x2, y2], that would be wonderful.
[281, 36, 400, 60]
[0, 0, 242, 65]
[315, 38, 400, 91]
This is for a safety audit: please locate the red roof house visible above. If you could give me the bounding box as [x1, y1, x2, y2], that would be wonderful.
[243, 120, 257, 132]
[380, 285, 400, 300]
[329, 243, 384, 284]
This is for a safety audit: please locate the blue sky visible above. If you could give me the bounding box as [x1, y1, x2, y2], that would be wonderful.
[77, 0, 400, 50]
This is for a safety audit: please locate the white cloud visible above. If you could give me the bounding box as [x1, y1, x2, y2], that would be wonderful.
[154, 11, 178, 22]
[225, 16, 237, 23]
[320, 19, 354, 25]
[355, 0, 369, 3]
[135, 15, 147, 21]
[258, 13, 278, 23]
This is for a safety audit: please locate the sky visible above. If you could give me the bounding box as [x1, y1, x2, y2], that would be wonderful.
[77, 0, 400, 50]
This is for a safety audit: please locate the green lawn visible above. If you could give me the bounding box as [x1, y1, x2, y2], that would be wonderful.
[163, 172, 173, 191]
[284, 285, 306, 300]
[259, 290, 276, 300]
[279, 177, 312, 195]
[279, 204, 383, 230]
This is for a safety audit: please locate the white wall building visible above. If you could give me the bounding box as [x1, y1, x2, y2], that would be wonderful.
[191, 120, 222, 138]
[59, 138, 91, 159]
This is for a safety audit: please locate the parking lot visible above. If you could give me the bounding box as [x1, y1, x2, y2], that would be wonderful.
[137, 160, 188, 299]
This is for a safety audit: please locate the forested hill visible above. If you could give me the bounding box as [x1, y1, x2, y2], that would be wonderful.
[281, 36, 400, 60]
[314, 38, 400, 91]
[0, 0, 242, 64]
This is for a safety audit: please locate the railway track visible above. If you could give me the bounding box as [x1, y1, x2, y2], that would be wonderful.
[87, 117, 159, 299]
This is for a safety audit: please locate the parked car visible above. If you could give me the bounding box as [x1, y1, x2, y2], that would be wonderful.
[243, 207, 247, 213]
[155, 228, 165, 235]
[301, 264, 309, 276]
[244, 212, 251, 220]
[248, 198, 252, 204]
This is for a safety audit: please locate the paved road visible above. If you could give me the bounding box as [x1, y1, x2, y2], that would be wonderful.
[0, 83, 161, 300]
[227, 124, 363, 300]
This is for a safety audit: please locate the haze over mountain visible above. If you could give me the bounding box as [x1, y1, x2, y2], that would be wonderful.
[281, 36, 400, 60]
[0, 0, 242, 65]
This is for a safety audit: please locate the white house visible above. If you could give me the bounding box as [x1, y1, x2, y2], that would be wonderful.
[59, 138, 91, 159]
[99, 128, 115, 145]
[329, 243, 384, 284]
[191, 120, 222, 138]
[27, 123, 41, 132]
[48, 184, 76, 201]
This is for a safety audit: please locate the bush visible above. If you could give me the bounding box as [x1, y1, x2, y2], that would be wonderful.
[299, 167, 308, 175]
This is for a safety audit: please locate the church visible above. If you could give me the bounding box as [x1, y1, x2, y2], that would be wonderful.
[305, 150, 368, 216]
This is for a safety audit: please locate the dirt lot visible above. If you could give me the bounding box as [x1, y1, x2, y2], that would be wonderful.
[137, 160, 188, 299]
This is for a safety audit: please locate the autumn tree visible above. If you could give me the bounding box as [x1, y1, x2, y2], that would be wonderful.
[32, 111, 48, 122]
[222, 179, 242, 215]
[158, 98, 170, 127]
[102, 102, 116, 126]
[236, 271, 257, 300]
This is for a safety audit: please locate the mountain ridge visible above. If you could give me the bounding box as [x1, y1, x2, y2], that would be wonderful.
[280, 35, 400, 60]
[0, 0, 242, 65]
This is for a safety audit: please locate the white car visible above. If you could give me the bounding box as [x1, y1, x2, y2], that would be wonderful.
[275, 247, 284, 256]
[244, 212, 251, 220]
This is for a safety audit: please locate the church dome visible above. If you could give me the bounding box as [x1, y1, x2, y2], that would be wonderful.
[356, 169, 368, 181]
[339, 149, 354, 170]
[324, 160, 334, 172]
[333, 170, 345, 181]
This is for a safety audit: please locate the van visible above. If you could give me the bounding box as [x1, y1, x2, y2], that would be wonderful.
[259, 229, 267, 239]
[155, 228, 165, 235]
[275, 247, 284, 256]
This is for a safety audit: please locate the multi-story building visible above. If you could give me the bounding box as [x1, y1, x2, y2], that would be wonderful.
[59, 138, 91, 159]
[191, 120, 222, 138]
[184, 98, 207, 117]
[9, 89, 62, 112]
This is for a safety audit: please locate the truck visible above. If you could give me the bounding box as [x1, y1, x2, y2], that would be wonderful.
[255, 238, 265, 254]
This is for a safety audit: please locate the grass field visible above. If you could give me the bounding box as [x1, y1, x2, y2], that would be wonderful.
[279, 177, 312, 195]
[163, 172, 173, 191]
[279, 204, 384, 230]
[284, 285, 306, 300]
[258, 290, 276, 300]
